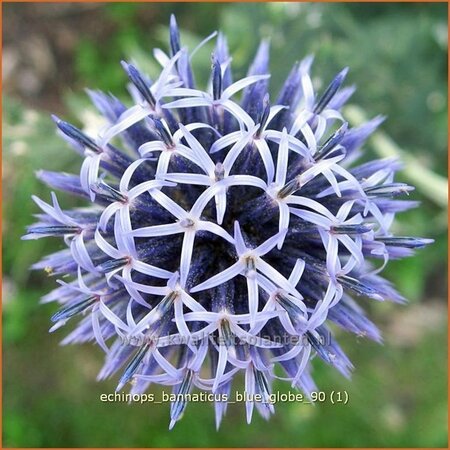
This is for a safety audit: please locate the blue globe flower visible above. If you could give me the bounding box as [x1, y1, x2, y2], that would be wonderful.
[24, 15, 432, 429]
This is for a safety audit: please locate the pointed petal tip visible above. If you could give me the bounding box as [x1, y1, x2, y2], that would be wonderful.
[339, 66, 350, 78]
[115, 381, 126, 393]
[189, 285, 200, 294]
[300, 54, 314, 72]
[49, 322, 63, 333]
[50, 114, 60, 124]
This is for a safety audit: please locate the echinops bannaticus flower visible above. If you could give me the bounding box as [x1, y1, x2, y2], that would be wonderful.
[24, 15, 432, 428]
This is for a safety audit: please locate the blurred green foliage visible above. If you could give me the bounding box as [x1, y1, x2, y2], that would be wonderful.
[3, 2, 447, 447]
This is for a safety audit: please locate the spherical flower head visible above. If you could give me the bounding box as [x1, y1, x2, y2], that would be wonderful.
[24, 15, 433, 429]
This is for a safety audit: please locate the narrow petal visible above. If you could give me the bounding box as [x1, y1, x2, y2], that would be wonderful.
[190, 261, 243, 293]
[288, 196, 336, 221]
[224, 175, 267, 190]
[94, 229, 122, 259]
[253, 139, 275, 183]
[255, 229, 287, 256]
[198, 221, 234, 243]
[288, 259, 306, 287]
[221, 99, 255, 130]
[99, 299, 129, 331]
[178, 124, 216, 174]
[190, 184, 221, 218]
[179, 230, 196, 288]
[163, 97, 212, 109]
[131, 222, 182, 238]
[231, 324, 282, 348]
[167, 87, 205, 97]
[213, 344, 229, 392]
[210, 131, 241, 154]
[71, 234, 98, 273]
[99, 202, 121, 232]
[233, 221, 247, 255]
[276, 203, 290, 249]
[132, 260, 173, 279]
[271, 344, 303, 363]
[323, 233, 339, 280]
[172, 122, 220, 143]
[214, 190, 227, 225]
[121, 265, 149, 308]
[242, 367, 256, 424]
[127, 179, 172, 199]
[275, 128, 290, 186]
[119, 158, 146, 192]
[116, 206, 136, 256]
[182, 311, 219, 322]
[180, 291, 207, 312]
[223, 125, 258, 174]
[247, 275, 259, 328]
[266, 105, 287, 128]
[153, 348, 180, 378]
[256, 259, 298, 296]
[91, 306, 110, 353]
[100, 105, 151, 147]
[290, 208, 331, 229]
[291, 344, 312, 387]
[149, 190, 187, 220]
[116, 275, 168, 296]
[222, 74, 270, 99]
[139, 141, 166, 156]
[163, 173, 211, 186]
[337, 234, 364, 268]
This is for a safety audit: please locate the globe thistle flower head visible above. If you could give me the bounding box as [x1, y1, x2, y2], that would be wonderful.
[24, 15, 433, 429]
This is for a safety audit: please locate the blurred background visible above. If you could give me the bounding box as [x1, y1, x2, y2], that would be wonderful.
[3, 2, 448, 448]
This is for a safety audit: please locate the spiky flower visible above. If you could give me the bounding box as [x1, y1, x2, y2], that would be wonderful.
[24, 15, 432, 428]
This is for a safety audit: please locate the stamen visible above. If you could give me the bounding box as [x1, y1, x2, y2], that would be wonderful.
[211, 55, 222, 101]
[52, 115, 101, 154]
[364, 183, 414, 198]
[117, 343, 151, 391]
[169, 14, 181, 57]
[375, 236, 434, 248]
[307, 331, 333, 362]
[90, 180, 128, 203]
[330, 223, 374, 235]
[245, 256, 257, 273]
[255, 93, 271, 137]
[97, 257, 130, 274]
[51, 296, 97, 323]
[314, 67, 348, 114]
[155, 290, 178, 316]
[278, 178, 301, 199]
[219, 319, 234, 348]
[214, 162, 225, 181]
[28, 225, 81, 236]
[338, 275, 384, 301]
[315, 122, 348, 161]
[170, 369, 194, 428]
[179, 218, 195, 229]
[253, 368, 271, 404]
[153, 118, 174, 148]
[275, 292, 304, 317]
[121, 62, 156, 108]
